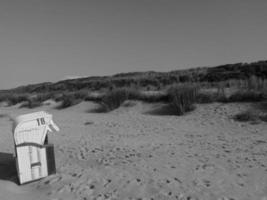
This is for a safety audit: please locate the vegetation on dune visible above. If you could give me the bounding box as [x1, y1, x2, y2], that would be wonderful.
[227, 90, 264, 102]
[19, 99, 42, 109]
[196, 89, 266, 104]
[96, 87, 173, 112]
[1, 60, 267, 94]
[196, 91, 218, 103]
[56, 93, 84, 109]
[0, 93, 29, 106]
[167, 84, 198, 115]
[233, 111, 258, 122]
[233, 110, 267, 123]
[0, 60, 267, 114]
[99, 88, 130, 112]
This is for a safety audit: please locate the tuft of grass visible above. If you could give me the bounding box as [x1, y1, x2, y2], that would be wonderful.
[55, 90, 90, 109]
[0, 94, 30, 106]
[100, 88, 131, 112]
[19, 99, 42, 109]
[233, 111, 258, 122]
[19, 93, 56, 108]
[35, 92, 55, 102]
[167, 84, 198, 115]
[196, 88, 266, 104]
[57, 94, 82, 109]
[72, 90, 88, 99]
[98, 87, 168, 112]
[234, 111, 267, 123]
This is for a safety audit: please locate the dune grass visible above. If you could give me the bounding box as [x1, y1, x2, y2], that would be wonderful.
[98, 87, 170, 112]
[19, 99, 42, 109]
[0, 75, 266, 112]
[56, 93, 83, 109]
[227, 90, 264, 102]
[196, 79, 266, 104]
[99, 88, 134, 112]
[0, 93, 29, 106]
[233, 111, 267, 123]
[233, 111, 258, 122]
[0, 84, 265, 111]
[167, 84, 198, 115]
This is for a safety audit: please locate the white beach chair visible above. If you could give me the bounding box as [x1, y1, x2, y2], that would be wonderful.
[13, 111, 59, 184]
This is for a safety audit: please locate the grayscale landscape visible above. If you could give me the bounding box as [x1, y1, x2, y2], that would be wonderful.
[0, 1, 267, 200]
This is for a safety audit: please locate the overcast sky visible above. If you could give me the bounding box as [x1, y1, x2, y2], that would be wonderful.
[0, 0, 267, 89]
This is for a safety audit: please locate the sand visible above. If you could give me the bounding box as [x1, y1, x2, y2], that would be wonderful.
[0, 101, 266, 200]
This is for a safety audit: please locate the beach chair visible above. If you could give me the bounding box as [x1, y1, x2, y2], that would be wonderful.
[13, 111, 59, 184]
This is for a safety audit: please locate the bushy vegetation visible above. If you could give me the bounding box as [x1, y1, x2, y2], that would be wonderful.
[19, 99, 42, 109]
[196, 89, 265, 104]
[167, 84, 198, 115]
[195, 75, 267, 104]
[196, 91, 218, 103]
[98, 87, 173, 112]
[0, 93, 29, 106]
[1, 60, 266, 94]
[56, 93, 84, 109]
[233, 111, 258, 122]
[34, 92, 56, 103]
[0, 60, 267, 113]
[99, 88, 136, 112]
[233, 110, 267, 123]
[227, 91, 264, 102]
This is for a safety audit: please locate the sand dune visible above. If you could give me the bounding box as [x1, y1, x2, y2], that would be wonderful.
[0, 101, 266, 200]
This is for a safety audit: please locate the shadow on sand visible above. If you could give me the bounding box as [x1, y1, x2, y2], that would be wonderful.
[144, 104, 179, 116]
[254, 101, 267, 112]
[0, 152, 18, 183]
[87, 104, 107, 113]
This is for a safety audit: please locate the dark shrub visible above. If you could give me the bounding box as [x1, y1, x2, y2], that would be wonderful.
[5, 94, 29, 105]
[28, 100, 42, 108]
[35, 93, 55, 102]
[57, 94, 82, 109]
[233, 111, 258, 122]
[73, 90, 88, 99]
[100, 88, 130, 111]
[98, 87, 142, 111]
[19, 99, 42, 108]
[228, 91, 264, 102]
[167, 84, 198, 115]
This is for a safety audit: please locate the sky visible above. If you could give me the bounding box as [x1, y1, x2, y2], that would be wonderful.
[0, 0, 267, 89]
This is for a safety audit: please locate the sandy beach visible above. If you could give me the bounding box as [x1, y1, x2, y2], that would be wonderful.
[0, 101, 266, 200]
